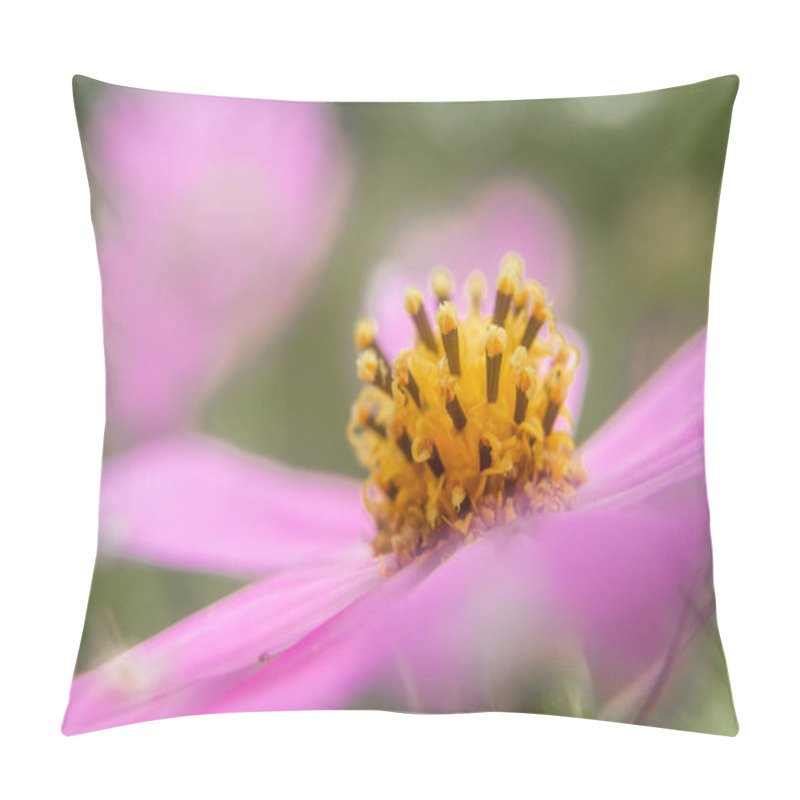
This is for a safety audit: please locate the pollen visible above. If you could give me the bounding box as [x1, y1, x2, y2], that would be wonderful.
[430, 266, 454, 304]
[348, 254, 586, 563]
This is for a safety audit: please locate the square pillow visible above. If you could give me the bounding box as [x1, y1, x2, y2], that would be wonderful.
[65, 74, 738, 735]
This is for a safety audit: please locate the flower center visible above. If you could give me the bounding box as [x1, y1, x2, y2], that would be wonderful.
[348, 254, 586, 562]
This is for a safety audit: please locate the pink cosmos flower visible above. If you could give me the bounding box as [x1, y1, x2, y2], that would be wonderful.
[64, 293, 726, 733]
[80, 80, 350, 447]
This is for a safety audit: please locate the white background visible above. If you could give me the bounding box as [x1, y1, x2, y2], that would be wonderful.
[2, 1, 797, 797]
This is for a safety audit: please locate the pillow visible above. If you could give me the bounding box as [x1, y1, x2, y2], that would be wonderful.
[64, 75, 739, 735]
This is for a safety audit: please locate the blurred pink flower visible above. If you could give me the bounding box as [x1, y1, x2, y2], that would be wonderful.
[366, 181, 574, 357]
[82, 83, 350, 447]
[63, 329, 729, 734]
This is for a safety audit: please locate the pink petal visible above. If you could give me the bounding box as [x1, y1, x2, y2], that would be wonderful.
[198, 554, 434, 715]
[348, 491, 711, 711]
[525, 482, 714, 695]
[68, 481, 718, 729]
[577, 328, 708, 508]
[364, 181, 575, 357]
[347, 534, 563, 712]
[196, 484, 714, 717]
[195, 539, 552, 716]
[81, 80, 351, 446]
[62, 558, 382, 735]
[99, 437, 373, 576]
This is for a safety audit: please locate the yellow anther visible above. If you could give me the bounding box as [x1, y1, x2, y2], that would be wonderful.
[442, 377, 467, 431]
[527, 281, 548, 320]
[484, 324, 507, 404]
[403, 286, 424, 315]
[436, 301, 459, 335]
[466, 270, 487, 313]
[357, 348, 392, 394]
[500, 252, 525, 281]
[484, 324, 508, 358]
[519, 418, 545, 443]
[356, 349, 379, 384]
[493, 264, 519, 327]
[353, 397, 373, 426]
[553, 337, 581, 373]
[353, 318, 377, 350]
[521, 281, 550, 349]
[393, 348, 421, 408]
[481, 430, 502, 454]
[411, 436, 433, 463]
[411, 428, 445, 477]
[510, 346, 534, 393]
[509, 345, 528, 376]
[404, 285, 438, 353]
[496, 264, 519, 297]
[430, 266, 454, 302]
[451, 484, 466, 510]
[394, 349, 412, 385]
[442, 376, 457, 404]
[436, 301, 461, 375]
[546, 364, 572, 405]
[513, 281, 530, 312]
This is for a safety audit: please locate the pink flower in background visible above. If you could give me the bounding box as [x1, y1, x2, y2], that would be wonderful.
[63, 329, 726, 734]
[83, 83, 350, 447]
[366, 181, 574, 356]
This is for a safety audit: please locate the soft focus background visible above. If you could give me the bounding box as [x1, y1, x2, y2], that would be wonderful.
[74, 76, 737, 730]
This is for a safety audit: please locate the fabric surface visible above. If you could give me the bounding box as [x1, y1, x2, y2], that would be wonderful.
[65, 75, 739, 736]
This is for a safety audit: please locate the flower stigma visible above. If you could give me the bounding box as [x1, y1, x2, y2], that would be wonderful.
[349, 254, 586, 563]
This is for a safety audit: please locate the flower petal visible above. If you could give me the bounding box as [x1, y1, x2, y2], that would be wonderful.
[343, 492, 712, 713]
[69, 481, 720, 729]
[62, 558, 382, 735]
[80, 80, 351, 446]
[195, 485, 714, 720]
[99, 437, 373, 576]
[577, 328, 707, 508]
[525, 483, 715, 696]
[364, 181, 574, 357]
[197, 555, 433, 715]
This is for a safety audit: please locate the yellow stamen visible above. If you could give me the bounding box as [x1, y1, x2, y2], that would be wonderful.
[519, 282, 550, 349]
[500, 252, 525, 281]
[492, 263, 519, 327]
[436, 301, 461, 376]
[543, 363, 573, 435]
[353, 317, 378, 350]
[442, 378, 467, 431]
[450, 483, 472, 520]
[484, 324, 507, 403]
[430, 266, 454, 305]
[394, 348, 422, 408]
[348, 257, 585, 563]
[404, 286, 438, 353]
[356, 349, 379, 383]
[466, 270, 487, 315]
[513, 282, 530, 314]
[510, 346, 534, 424]
[412, 427, 445, 477]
